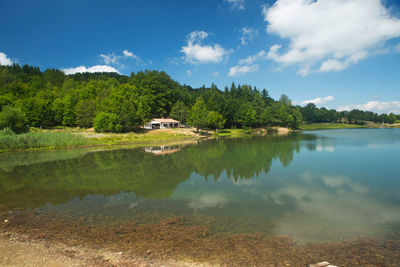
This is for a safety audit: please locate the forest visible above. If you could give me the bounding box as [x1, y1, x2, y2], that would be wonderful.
[0, 64, 398, 134]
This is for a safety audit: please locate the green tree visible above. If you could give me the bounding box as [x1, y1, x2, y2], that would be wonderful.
[0, 105, 28, 133]
[169, 100, 188, 123]
[102, 84, 151, 131]
[75, 99, 96, 128]
[388, 113, 397, 124]
[187, 98, 208, 132]
[94, 112, 123, 133]
[207, 111, 225, 131]
[234, 102, 256, 128]
[279, 94, 292, 106]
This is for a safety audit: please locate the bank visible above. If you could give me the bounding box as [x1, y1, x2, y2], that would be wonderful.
[0, 127, 294, 153]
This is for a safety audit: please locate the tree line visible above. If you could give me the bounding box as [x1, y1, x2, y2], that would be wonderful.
[0, 64, 398, 133]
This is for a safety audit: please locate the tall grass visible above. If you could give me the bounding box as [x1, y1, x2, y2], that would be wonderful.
[0, 132, 90, 152]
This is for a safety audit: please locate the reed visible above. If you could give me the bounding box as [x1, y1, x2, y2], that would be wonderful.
[0, 131, 89, 152]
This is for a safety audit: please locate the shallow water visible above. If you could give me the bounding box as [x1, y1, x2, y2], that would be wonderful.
[1, 129, 400, 242]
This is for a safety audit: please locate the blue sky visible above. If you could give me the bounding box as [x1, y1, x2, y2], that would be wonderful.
[1, 0, 400, 113]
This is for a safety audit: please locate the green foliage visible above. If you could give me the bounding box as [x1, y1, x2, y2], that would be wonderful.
[207, 111, 225, 130]
[235, 102, 256, 128]
[0, 132, 89, 152]
[0, 63, 397, 133]
[187, 98, 209, 132]
[169, 100, 188, 123]
[300, 123, 367, 131]
[75, 99, 96, 128]
[0, 105, 28, 133]
[300, 103, 394, 125]
[388, 113, 397, 124]
[0, 127, 16, 136]
[279, 94, 292, 106]
[102, 84, 151, 130]
[94, 112, 123, 133]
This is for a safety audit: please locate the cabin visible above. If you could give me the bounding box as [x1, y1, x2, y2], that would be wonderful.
[144, 118, 180, 129]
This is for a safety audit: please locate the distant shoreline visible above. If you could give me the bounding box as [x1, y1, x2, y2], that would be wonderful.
[1, 124, 399, 153]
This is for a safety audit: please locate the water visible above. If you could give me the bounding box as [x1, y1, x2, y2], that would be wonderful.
[1, 129, 400, 242]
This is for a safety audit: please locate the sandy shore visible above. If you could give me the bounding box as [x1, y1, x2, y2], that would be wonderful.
[0, 232, 210, 267]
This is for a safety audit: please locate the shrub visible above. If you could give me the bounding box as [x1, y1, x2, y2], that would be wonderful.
[0, 127, 15, 136]
[0, 127, 16, 136]
[94, 112, 123, 133]
[0, 106, 29, 133]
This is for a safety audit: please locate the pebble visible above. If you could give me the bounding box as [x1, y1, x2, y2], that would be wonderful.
[309, 262, 330, 267]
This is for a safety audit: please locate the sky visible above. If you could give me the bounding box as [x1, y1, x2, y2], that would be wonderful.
[1, 0, 400, 114]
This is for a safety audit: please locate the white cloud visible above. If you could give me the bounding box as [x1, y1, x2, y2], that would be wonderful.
[62, 65, 120, 75]
[0, 52, 13, 66]
[181, 31, 230, 64]
[100, 53, 120, 65]
[239, 50, 268, 65]
[186, 69, 193, 76]
[122, 49, 140, 61]
[225, 0, 245, 10]
[228, 50, 266, 76]
[122, 50, 133, 57]
[301, 95, 335, 106]
[100, 50, 141, 66]
[263, 0, 400, 75]
[229, 50, 266, 76]
[212, 72, 219, 77]
[338, 100, 400, 114]
[229, 64, 259, 76]
[239, 27, 257, 46]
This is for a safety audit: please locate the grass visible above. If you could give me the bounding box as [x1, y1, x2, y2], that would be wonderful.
[300, 123, 367, 131]
[214, 128, 255, 138]
[0, 132, 90, 152]
[88, 129, 195, 145]
[0, 127, 201, 152]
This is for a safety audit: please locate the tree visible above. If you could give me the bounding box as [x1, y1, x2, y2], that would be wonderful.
[207, 111, 225, 131]
[289, 107, 303, 129]
[234, 102, 256, 128]
[75, 99, 96, 128]
[187, 97, 208, 132]
[169, 100, 188, 123]
[101, 84, 151, 131]
[279, 94, 292, 106]
[94, 112, 123, 133]
[388, 113, 397, 124]
[0, 105, 28, 133]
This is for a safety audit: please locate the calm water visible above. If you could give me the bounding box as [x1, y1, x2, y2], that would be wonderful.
[1, 129, 400, 242]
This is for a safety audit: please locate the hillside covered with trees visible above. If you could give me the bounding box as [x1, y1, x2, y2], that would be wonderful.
[0, 64, 398, 133]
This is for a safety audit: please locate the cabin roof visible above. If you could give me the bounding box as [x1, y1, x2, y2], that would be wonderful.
[151, 118, 180, 123]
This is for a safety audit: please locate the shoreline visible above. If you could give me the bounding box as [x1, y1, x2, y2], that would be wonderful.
[1, 213, 399, 266]
[1, 124, 399, 153]
[0, 127, 292, 153]
[1, 232, 206, 267]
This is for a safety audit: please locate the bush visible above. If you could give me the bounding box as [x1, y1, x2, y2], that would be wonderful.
[94, 112, 123, 133]
[0, 106, 28, 133]
[0, 127, 16, 136]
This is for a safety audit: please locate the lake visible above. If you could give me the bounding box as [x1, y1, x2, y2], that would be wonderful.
[1, 128, 400, 265]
